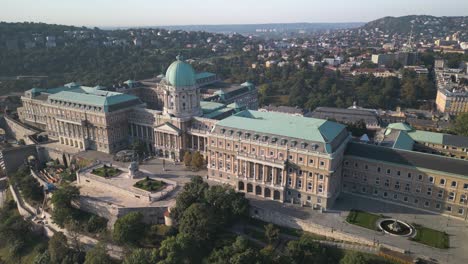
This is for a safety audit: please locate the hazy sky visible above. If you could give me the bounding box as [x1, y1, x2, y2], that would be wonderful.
[2, 0, 468, 27]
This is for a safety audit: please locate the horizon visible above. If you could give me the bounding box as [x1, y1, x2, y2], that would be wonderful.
[3, 0, 468, 28]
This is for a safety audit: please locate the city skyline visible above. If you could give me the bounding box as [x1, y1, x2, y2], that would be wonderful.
[2, 0, 468, 27]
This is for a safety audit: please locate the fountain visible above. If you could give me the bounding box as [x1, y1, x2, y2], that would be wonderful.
[377, 218, 415, 237]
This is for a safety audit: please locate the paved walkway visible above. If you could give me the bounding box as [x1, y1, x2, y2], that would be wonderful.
[0, 190, 5, 208]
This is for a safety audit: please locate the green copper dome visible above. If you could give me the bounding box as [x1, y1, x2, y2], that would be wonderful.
[165, 55, 196, 87]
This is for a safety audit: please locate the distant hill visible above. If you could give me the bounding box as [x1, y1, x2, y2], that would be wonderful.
[141, 22, 365, 35]
[360, 15, 468, 36]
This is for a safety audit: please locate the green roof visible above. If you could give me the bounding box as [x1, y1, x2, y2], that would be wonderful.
[387, 122, 413, 131]
[215, 110, 346, 143]
[165, 55, 196, 87]
[48, 86, 140, 112]
[204, 107, 235, 119]
[393, 131, 415, 150]
[407, 130, 444, 145]
[200, 101, 226, 114]
[195, 72, 216, 80]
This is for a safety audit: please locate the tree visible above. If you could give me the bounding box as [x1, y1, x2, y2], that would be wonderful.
[183, 151, 192, 167]
[84, 243, 112, 264]
[340, 251, 368, 264]
[453, 113, 468, 137]
[190, 151, 204, 170]
[123, 248, 159, 264]
[285, 235, 333, 264]
[171, 176, 208, 222]
[179, 203, 218, 242]
[48, 232, 70, 264]
[51, 184, 80, 209]
[113, 212, 145, 245]
[204, 185, 249, 225]
[207, 236, 260, 264]
[51, 184, 80, 227]
[264, 223, 280, 245]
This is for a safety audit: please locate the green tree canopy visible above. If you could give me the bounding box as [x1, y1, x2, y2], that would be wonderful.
[453, 113, 468, 137]
[113, 212, 146, 245]
[84, 243, 112, 264]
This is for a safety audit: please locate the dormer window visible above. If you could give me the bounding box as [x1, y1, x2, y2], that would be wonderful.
[281, 139, 287, 145]
[220, 128, 226, 134]
[301, 142, 307, 148]
[290, 140, 297, 147]
[253, 134, 259, 140]
[271, 137, 278, 143]
[237, 131, 242, 137]
[263, 136, 268, 142]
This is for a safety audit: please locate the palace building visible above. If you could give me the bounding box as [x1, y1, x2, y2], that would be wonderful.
[16, 56, 468, 218]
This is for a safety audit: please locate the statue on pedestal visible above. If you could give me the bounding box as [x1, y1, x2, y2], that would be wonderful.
[128, 161, 139, 179]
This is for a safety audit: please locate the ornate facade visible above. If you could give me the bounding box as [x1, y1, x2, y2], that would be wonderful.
[16, 56, 468, 217]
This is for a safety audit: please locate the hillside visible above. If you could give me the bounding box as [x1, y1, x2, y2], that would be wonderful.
[361, 15, 468, 37]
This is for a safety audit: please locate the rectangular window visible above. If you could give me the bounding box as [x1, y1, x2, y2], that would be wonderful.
[310, 159, 314, 164]
[440, 178, 446, 186]
[427, 187, 432, 196]
[451, 181, 457, 188]
[438, 190, 444, 199]
[429, 176, 434, 183]
[407, 172, 412, 179]
[449, 192, 456, 201]
[318, 184, 323, 193]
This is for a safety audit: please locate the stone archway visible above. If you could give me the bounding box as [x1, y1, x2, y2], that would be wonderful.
[273, 190, 281, 200]
[264, 188, 271, 198]
[255, 185, 262, 195]
[238, 181, 245, 191]
[247, 183, 253, 193]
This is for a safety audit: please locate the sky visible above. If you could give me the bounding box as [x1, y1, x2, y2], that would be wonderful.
[2, 0, 468, 27]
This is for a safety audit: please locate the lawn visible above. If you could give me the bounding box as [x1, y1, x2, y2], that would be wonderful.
[134, 177, 166, 192]
[91, 166, 121, 178]
[411, 224, 449, 249]
[346, 210, 381, 230]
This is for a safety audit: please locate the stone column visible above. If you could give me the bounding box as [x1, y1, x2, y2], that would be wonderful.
[272, 168, 277, 186]
[263, 165, 267, 183]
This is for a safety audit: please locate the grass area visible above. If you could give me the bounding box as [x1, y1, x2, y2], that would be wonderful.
[134, 177, 166, 192]
[346, 210, 381, 230]
[411, 224, 449, 249]
[91, 166, 121, 178]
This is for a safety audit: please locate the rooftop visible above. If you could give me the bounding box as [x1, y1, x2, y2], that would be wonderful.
[45, 85, 141, 112]
[215, 110, 346, 143]
[345, 142, 468, 178]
